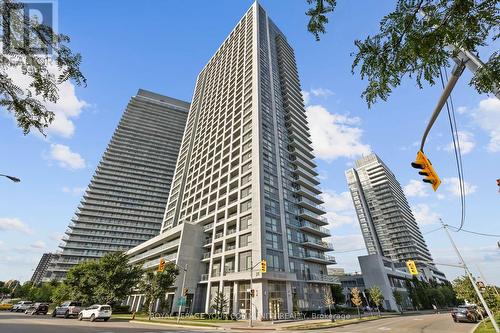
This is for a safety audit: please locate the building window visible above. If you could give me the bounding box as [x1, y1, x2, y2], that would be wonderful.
[240, 214, 252, 231]
[239, 251, 252, 271]
[240, 233, 252, 247]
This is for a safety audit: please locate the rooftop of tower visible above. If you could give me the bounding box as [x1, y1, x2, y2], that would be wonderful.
[136, 89, 191, 110]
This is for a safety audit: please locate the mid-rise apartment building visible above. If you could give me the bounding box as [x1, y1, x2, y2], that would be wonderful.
[345, 153, 446, 283]
[45, 90, 189, 281]
[126, 3, 336, 319]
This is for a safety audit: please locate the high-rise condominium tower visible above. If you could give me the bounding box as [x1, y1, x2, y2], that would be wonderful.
[345, 153, 446, 282]
[45, 90, 189, 281]
[31, 253, 56, 285]
[126, 3, 335, 318]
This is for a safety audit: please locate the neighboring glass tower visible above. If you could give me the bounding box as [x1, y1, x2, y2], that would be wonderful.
[45, 90, 189, 281]
[126, 3, 336, 318]
[345, 153, 446, 282]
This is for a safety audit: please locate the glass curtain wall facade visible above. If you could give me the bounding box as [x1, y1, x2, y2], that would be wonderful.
[46, 90, 189, 281]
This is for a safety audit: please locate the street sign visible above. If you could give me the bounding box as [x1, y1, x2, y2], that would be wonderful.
[177, 297, 186, 306]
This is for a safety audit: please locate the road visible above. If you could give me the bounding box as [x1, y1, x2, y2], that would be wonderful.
[287, 313, 477, 333]
[0, 312, 477, 333]
[0, 312, 220, 333]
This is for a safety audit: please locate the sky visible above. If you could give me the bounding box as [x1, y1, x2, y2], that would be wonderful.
[0, 0, 499, 285]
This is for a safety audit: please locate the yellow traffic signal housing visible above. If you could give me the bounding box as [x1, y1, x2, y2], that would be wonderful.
[406, 260, 419, 275]
[260, 260, 267, 273]
[250, 289, 255, 297]
[411, 150, 441, 191]
[158, 258, 166, 272]
[182, 288, 188, 296]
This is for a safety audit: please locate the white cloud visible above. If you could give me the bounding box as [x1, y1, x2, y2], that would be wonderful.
[321, 190, 357, 228]
[301, 91, 311, 105]
[310, 88, 334, 99]
[460, 98, 500, 152]
[49, 144, 86, 170]
[444, 131, 475, 155]
[4, 62, 88, 138]
[412, 203, 440, 225]
[62, 186, 86, 196]
[474, 98, 500, 152]
[0, 217, 33, 234]
[403, 179, 429, 197]
[442, 177, 477, 197]
[330, 234, 366, 252]
[30, 240, 46, 250]
[306, 104, 371, 161]
[49, 232, 64, 242]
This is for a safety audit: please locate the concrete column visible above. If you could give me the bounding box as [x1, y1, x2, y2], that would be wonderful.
[233, 281, 239, 315]
[285, 281, 293, 315]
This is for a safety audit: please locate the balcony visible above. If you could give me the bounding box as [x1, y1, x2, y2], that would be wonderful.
[302, 239, 334, 251]
[226, 228, 237, 236]
[307, 273, 339, 283]
[304, 253, 336, 265]
[294, 175, 321, 192]
[294, 185, 322, 202]
[202, 252, 211, 260]
[300, 221, 331, 237]
[200, 273, 209, 281]
[203, 223, 214, 231]
[215, 232, 224, 239]
[297, 196, 326, 214]
[298, 209, 328, 226]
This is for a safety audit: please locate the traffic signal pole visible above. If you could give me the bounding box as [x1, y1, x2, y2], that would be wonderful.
[441, 221, 499, 332]
[420, 62, 465, 151]
[177, 264, 188, 324]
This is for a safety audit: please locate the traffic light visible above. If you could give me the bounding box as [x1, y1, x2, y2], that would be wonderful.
[406, 260, 419, 275]
[182, 288, 188, 296]
[158, 258, 166, 272]
[411, 150, 441, 191]
[250, 289, 255, 297]
[260, 260, 267, 273]
[497, 179, 500, 192]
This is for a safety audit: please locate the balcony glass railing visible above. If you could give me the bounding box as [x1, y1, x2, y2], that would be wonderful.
[301, 221, 330, 235]
[297, 197, 326, 212]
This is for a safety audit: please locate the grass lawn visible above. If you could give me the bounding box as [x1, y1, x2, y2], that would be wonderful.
[285, 315, 381, 330]
[474, 314, 500, 333]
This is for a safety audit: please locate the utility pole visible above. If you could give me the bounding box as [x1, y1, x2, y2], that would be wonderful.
[441, 220, 499, 333]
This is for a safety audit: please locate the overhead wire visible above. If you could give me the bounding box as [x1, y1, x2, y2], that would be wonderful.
[439, 65, 466, 231]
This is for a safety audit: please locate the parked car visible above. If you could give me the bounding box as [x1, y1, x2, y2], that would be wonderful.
[25, 303, 49, 315]
[0, 303, 13, 311]
[451, 305, 482, 323]
[11, 301, 33, 312]
[78, 304, 112, 322]
[52, 301, 82, 318]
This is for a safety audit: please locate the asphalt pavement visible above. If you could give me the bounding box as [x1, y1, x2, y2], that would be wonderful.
[0, 311, 479, 333]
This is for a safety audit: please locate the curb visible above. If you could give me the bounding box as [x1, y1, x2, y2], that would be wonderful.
[129, 319, 224, 330]
[280, 316, 389, 331]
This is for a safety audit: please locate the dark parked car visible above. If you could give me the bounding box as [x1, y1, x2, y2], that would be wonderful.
[451, 305, 482, 323]
[52, 301, 82, 318]
[25, 303, 49, 315]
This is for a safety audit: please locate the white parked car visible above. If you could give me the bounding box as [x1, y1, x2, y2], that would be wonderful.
[78, 304, 112, 322]
[11, 301, 33, 312]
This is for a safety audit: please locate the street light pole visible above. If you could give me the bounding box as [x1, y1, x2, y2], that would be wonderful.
[177, 263, 188, 324]
[0, 174, 21, 183]
[441, 221, 499, 333]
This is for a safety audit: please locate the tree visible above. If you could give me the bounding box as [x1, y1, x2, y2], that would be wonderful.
[331, 284, 345, 305]
[51, 283, 70, 306]
[453, 276, 500, 312]
[211, 292, 229, 318]
[393, 289, 404, 314]
[92, 252, 144, 305]
[64, 252, 143, 306]
[0, 0, 86, 135]
[351, 287, 363, 319]
[306, 0, 499, 107]
[323, 291, 335, 320]
[137, 264, 179, 320]
[368, 286, 384, 316]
